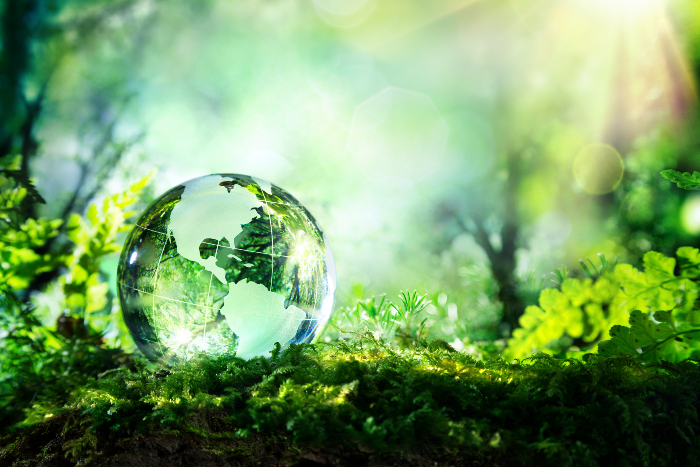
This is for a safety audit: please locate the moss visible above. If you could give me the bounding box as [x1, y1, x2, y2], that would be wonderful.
[2, 334, 700, 466]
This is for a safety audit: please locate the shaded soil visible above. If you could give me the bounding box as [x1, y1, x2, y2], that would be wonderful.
[0, 411, 526, 467]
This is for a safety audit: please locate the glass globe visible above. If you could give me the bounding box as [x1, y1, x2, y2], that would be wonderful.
[117, 174, 336, 362]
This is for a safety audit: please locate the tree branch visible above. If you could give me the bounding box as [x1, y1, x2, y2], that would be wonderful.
[471, 216, 497, 264]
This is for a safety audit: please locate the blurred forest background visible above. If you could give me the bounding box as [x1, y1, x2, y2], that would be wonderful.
[4, 0, 700, 353]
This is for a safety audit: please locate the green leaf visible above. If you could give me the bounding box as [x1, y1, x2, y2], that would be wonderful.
[519, 305, 545, 330]
[87, 204, 99, 225]
[598, 307, 700, 363]
[677, 246, 700, 278]
[66, 293, 86, 310]
[2, 169, 46, 204]
[67, 213, 82, 230]
[591, 276, 618, 304]
[652, 310, 676, 327]
[538, 288, 569, 314]
[561, 278, 590, 307]
[564, 307, 584, 337]
[616, 254, 682, 313]
[607, 325, 640, 355]
[661, 169, 700, 190]
[596, 338, 621, 356]
[688, 305, 700, 327]
[582, 303, 606, 342]
[68, 265, 89, 285]
[642, 251, 675, 283]
[628, 310, 674, 347]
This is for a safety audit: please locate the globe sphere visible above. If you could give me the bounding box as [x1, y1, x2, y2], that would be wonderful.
[117, 174, 336, 362]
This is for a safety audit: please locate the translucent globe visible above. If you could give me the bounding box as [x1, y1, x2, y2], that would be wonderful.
[117, 174, 336, 362]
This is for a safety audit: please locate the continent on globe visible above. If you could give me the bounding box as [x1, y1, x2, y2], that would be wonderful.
[168, 176, 261, 284]
[220, 279, 306, 359]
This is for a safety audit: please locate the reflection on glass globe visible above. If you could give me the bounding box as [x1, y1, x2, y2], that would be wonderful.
[117, 174, 336, 362]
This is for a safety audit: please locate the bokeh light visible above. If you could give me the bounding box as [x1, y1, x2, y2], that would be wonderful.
[573, 144, 624, 195]
[681, 195, 700, 235]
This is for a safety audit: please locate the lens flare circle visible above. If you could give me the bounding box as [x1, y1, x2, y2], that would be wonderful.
[573, 144, 624, 195]
[681, 195, 700, 236]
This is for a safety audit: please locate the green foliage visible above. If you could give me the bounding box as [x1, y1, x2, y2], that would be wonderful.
[598, 310, 700, 363]
[506, 247, 700, 363]
[504, 273, 625, 360]
[548, 265, 569, 287]
[0, 156, 62, 290]
[392, 290, 431, 346]
[62, 419, 98, 463]
[325, 290, 431, 344]
[595, 247, 700, 362]
[590, 168, 700, 363]
[61, 170, 155, 328]
[0, 158, 45, 205]
[327, 287, 502, 359]
[7, 341, 700, 467]
[578, 253, 617, 279]
[660, 169, 700, 190]
[0, 168, 153, 429]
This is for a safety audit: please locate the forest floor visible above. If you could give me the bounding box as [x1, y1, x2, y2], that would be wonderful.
[2, 340, 699, 467]
[0, 409, 523, 467]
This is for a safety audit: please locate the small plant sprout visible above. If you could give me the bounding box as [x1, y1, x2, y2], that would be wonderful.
[327, 291, 431, 345]
[391, 290, 431, 345]
[578, 253, 616, 279]
[549, 265, 569, 287]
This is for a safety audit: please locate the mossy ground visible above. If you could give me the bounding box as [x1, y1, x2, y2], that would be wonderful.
[0, 410, 517, 466]
[1, 335, 699, 466]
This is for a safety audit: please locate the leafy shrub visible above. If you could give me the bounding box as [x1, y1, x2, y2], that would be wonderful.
[0, 157, 152, 428]
[504, 169, 700, 363]
[504, 247, 700, 362]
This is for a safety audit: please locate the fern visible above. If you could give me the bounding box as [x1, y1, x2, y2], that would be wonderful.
[596, 248, 700, 362]
[506, 247, 700, 363]
[0, 155, 63, 291]
[598, 310, 700, 363]
[61, 170, 155, 331]
[661, 169, 700, 190]
[585, 169, 700, 362]
[0, 168, 154, 428]
[0, 155, 46, 205]
[503, 274, 625, 360]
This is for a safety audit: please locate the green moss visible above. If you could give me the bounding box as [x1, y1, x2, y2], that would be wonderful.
[62, 426, 98, 463]
[3, 334, 700, 467]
